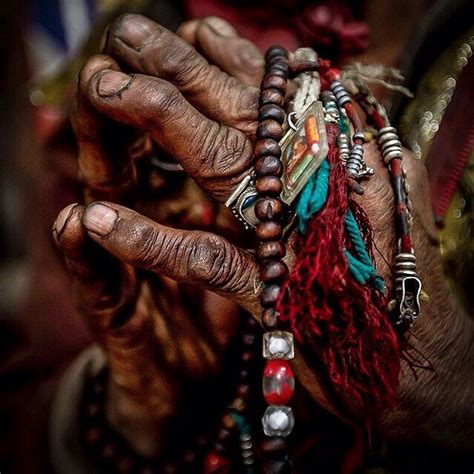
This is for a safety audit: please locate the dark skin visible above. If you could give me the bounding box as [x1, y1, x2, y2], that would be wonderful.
[52, 14, 473, 458]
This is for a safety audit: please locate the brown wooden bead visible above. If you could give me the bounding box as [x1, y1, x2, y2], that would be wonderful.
[258, 241, 286, 260]
[238, 368, 249, 380]
[259, 88, 284, 107]
[256, 176, 282, 195]
[265, 46, 288, 61]
[254, 139, 281, 158]
[257, 120, 284, 141]
[256, 221, 283, 241]
[260, 283, 282, 307]
[266, 61, 289, 76]
[260, 437, 289, 458]
[255, 155, 283, 177]
[258, 104, 285, 124]
[262, 308, 280, 329]
[261, 261, 289, 282]
[255, 197, 283, 221]
[261, 74, 287, 94]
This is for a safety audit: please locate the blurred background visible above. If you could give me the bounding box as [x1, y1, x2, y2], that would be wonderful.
[1, 0, 472, 472]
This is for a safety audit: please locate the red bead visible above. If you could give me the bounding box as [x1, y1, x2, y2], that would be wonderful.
[204, 451, 230, 474]
[263, 360, 295, 405]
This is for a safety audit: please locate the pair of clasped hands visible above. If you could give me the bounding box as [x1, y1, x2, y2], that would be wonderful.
[52, 14, 468, 457]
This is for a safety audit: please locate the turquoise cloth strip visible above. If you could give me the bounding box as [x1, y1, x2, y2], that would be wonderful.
[296, 158, 330, 233]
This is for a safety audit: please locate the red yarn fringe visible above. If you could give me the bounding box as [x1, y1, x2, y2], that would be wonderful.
[277, 124, 400, 415]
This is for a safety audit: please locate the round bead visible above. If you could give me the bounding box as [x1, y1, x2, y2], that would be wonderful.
[263, 360, 295, 405]
[256, 221, 283, 241]
[255, 155, 283, 177]
[258, 104, 285, 124]
[262, 308, 280, 329]
[239, 368, 249, 380]
[259, 88, 284, 107]
[265, 46, 287, 61]
[260, 437, 288, 458]
[261, 261, 289, 282]
[260, 283, 282, 307]
[255, 197, 283, 221]
[258, 241, 286, 260]
[266, 60, 289, 76]
[256, 176, 282, 195]
[261, 74, 287, 94]
[257, 120, 284, 141]
[254, 138, 281, 158]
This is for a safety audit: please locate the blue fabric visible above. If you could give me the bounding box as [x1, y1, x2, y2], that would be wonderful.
[296, 159, 330, 233]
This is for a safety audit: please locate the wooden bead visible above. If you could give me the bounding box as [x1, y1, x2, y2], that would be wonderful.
[265, 46, 288, 61]
[261, 261, 289, 282]
[255, 197, 283, 221]
[255, 155, 283, 177]
[238, 368, 249, 380]
[254, 139, 281, 158]
[257, 120, 284, 141]
[256, 176, 282, 195]
[258, 241, 286, 260]
[260, 283, 282, 307]
[262, 308, 280, 329]
[256, 221, 283, 241]
[266, 61, 289, 76]
[260, 437, 289, 458]
[258, 104, 285, 124]
[259, 88, 284, 107]
[261, 74, 287, 94]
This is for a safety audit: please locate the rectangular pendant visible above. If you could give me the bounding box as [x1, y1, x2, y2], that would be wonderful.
[279, 101, 328, 205]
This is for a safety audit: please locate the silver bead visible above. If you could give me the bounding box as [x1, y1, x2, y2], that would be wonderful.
[346, 143, 364, 177]
[262, 406, 295, 437]
[352, 131, 366, 143]
[377, 126, 403, 163]
[263, 331, 294, 360]
[330, 80, 351, 107]
[338, 133, 350, 163]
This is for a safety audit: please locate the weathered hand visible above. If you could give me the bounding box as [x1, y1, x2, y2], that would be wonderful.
[54, 13, 473, 455]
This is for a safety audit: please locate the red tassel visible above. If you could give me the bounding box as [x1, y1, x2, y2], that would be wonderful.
[277, 123, 400, 415]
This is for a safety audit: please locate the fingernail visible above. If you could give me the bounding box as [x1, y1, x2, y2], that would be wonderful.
[53, 203, 78, 237]
[97, 71, 132, 97]
[204, 16, 237, 37]
[83, 203, 118, 236]
[115, 14, 157, 47]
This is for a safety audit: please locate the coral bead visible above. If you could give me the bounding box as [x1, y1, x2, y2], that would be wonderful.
[262, 360, 295, 405]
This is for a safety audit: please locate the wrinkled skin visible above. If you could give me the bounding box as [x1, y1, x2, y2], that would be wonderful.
[53, 15, 474, 457]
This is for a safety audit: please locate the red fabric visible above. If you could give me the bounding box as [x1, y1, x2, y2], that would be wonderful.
[184, 0, 369, 58]
[277, 123, 400, 415]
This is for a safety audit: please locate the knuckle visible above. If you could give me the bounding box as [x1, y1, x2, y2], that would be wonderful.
[187, 233, 230, 287]
[142, 80, 186, 127]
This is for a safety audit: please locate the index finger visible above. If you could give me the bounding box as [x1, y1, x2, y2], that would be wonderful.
[73, 54, 137, 205]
